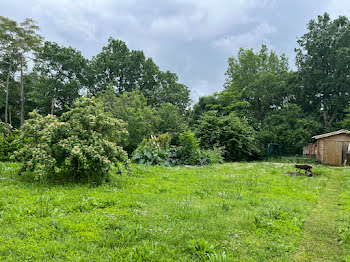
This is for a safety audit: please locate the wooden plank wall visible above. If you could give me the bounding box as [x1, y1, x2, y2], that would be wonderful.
[316, 134, 350, 166]
[323, 141, 342, 166]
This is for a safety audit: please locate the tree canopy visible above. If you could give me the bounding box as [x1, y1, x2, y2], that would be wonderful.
[296, 13, 350, 130]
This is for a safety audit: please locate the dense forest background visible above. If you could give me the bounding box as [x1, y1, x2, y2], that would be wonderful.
[1, 13, 350, 163]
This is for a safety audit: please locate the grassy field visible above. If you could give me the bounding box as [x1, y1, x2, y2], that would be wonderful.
[0, 162, 349, 261]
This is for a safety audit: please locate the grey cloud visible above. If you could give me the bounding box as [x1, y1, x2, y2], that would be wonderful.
[1, 0, 345, 101]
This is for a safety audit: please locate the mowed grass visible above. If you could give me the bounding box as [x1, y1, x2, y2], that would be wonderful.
[0, 162, 346, 261]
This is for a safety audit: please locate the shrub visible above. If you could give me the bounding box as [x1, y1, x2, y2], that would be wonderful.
[197, 148, 224, 165]
[132, 132, 223, 166]
[0, 122, 25, 162]
[15, 97, 129, 182]
[132, 133, 177, 166]
[176, 130, 200, 165]
[0, 130, 24, 162]
[195, 111, 258, 161]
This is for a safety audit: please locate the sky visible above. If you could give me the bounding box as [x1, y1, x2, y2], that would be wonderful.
[2, 0, 350, 102]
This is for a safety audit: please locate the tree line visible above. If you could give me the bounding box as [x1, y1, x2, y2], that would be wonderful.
[0, 16, 190, 129]
[191, 13, 350, 157]
[1, 13, 350, 164]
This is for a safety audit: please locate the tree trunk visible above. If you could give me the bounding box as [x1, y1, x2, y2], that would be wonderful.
[9, 106, 12, 127]
[51, 97, 54, 115]
[20, 54, 24, 126]
[5, 66, 11, 124]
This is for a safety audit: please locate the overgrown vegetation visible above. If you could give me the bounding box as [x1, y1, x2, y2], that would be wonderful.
[1, 162, 348, 261]
[15, 98, 128, 182]
[1, 13, 350, 164]
[132, 132, 223, 166]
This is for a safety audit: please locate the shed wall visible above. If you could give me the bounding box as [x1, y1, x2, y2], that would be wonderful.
[316, 134, 350, 166]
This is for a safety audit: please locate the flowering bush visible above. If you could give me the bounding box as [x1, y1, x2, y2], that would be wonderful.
[15, 97, 129, 182]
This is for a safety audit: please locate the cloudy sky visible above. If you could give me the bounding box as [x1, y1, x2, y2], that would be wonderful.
[2, 0, 350, 101]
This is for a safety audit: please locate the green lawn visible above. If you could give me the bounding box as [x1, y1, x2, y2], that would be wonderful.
[0, 162, 348, 261]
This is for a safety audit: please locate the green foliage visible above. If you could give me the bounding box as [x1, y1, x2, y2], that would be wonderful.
[190, 95, 220, 125]
[260, 104, 322, 154]
[132, 134, 177, 166]
[0, 130, 23, 162]
[198, 148, 224, 165]
[31, 41, 87, 115]
[98, 89, 159, 153]
[0, 122, 25, 162]
[87, 37, 190, 112]
[132, 132, 222, 166]
[0, 16, 43, 54]
[195, 111, 258, 161]
[0, 122, 11, 134]
[0, 16, 43, 127]
[155, 103, 188, 144]
[132, 145, 177, 166]
[296, 13, 350, 130]
[177, 130, 200, 165]
[224, 45, 291, 125]
[186, 239, 215, 259]
[176, 130, 223, 165]
[343, 101, 350, 129]
[15, 97, 128, 182]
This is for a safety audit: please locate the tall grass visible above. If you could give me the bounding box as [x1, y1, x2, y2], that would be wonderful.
[0, 162, 336, 261]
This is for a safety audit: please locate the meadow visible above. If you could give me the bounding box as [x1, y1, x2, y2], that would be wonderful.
[0, 162, 349, 261]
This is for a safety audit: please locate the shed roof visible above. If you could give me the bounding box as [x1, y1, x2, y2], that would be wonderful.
[312, 129, 349, 140]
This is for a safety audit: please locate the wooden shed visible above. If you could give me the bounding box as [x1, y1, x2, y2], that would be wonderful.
[312, 129, 350, 166]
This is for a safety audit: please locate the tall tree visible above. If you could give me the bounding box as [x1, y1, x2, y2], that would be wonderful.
[0, 16, 43, 126]
[224, 45, 291, 125]
[89, 37, 190, 112]
[0, 52, 19, 124]
[296, 13, 350, 130]
[33, 41, 87, 115]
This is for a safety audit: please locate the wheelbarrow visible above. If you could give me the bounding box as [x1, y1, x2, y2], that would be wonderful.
[295, 164, 313, 177]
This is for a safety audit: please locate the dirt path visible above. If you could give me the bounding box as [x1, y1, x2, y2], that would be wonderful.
[294, 171, 344, 261]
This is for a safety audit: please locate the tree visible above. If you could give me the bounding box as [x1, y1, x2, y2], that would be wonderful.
[0, 52, 20, 124]
[155, 103, 188, 144]
[296, 13, 350, 130]
[260, 104, 322, 154]
[98, 88, 159, 153]
[33, 41, 87, 115]
[0, 16, 43, 126]
[195, 111, 257, 161]
[87, 37, 190, 112]
[190, 95, 219, 124]
[156, 70, 190, 113]
[224, 45, 291, 125]
[343, 101, 350, 129]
